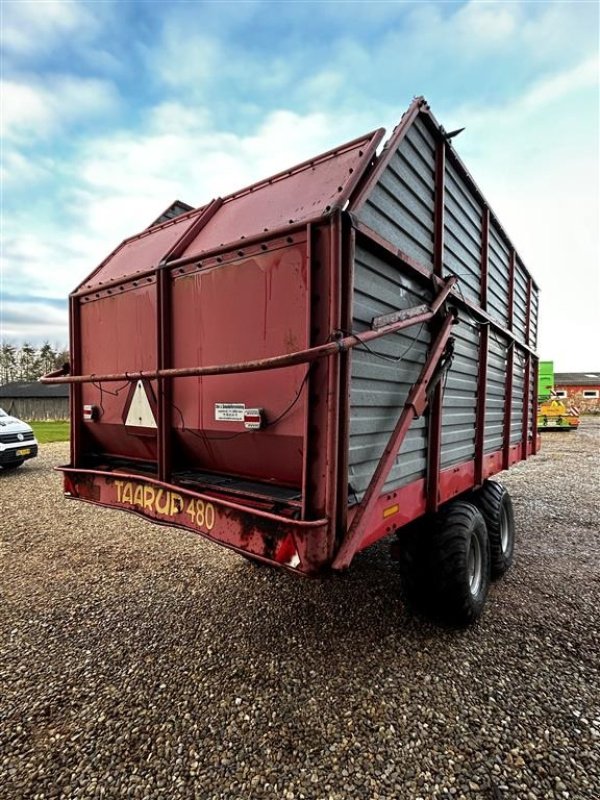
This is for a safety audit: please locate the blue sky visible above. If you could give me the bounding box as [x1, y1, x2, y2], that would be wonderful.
[1, 0, 598, 369]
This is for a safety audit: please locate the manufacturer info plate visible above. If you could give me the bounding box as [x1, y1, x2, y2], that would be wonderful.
[215, 403, 245, 422]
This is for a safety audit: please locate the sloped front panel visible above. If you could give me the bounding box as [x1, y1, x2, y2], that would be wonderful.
[355, 116, 436, 269]
[181, 133, 381, 260]
[83, 212, 200, 290]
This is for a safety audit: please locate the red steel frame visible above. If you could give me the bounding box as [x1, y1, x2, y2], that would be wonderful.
[45, 209, 536, 574]
[43, 100, 539, 575]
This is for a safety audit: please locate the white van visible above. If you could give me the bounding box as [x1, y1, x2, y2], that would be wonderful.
[0, 407, 39, 469]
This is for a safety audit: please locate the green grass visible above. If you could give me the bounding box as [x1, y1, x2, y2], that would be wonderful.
[29, 420, 70, 443]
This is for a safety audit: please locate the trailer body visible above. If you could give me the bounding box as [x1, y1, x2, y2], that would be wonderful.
[45, 98, 539, 577]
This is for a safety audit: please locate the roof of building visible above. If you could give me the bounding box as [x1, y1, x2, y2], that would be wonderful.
[554, 372, 600, 386]
[0, 381, 69, 398]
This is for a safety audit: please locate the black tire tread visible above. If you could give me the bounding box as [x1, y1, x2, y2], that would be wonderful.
[469, 480, 515, 579]
[431, 505, 490, 625]
[397, 502, 491, 627]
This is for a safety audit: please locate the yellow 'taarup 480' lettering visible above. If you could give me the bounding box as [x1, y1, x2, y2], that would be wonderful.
[114, 480, 216, 531]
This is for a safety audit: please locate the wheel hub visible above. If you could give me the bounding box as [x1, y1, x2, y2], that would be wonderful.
[468, 533, 483, 597]
[500, 505, 510, 554]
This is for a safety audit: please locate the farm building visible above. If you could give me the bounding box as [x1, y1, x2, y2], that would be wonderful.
[0, 381, 69, 421]
[554, 372, 600, 413]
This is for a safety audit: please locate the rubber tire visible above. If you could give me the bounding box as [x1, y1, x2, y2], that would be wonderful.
[427, 501, 491, 627]
[397, 517, 432, 611]
[2, 460, 24, 471]
[469, 480, 515, 579]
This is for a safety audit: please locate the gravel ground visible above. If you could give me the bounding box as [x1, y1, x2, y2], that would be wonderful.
[1, 420, 599, 799]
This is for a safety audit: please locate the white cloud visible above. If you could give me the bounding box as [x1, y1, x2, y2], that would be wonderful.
[0, 301, 67, 343]
[1, 0, 598, 367]
[453, 0, 519, 44]
[1, 75, 120, 142]
[1, 102, 352, 342]
[1, 0, 97, 57]
[441, 58, 599, 371]
[0, 150, 54, 187]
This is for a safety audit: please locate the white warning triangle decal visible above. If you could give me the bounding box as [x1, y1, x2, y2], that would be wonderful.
[125, 380, 157, 428]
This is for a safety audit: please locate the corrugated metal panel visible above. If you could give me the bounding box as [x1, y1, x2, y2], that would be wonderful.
[513, 258, 528, 342]
[485, 332, 508, 453]
[530, 288, 539, 349]
[443, 160, 482, 304]
[440, 317, 479, 467]
[487, 223, 510, 327]
[511, 352, 526, 444]
[356, 116, 436, 268]
[528, 364, 535, 437]
[348, 244, 432, 501]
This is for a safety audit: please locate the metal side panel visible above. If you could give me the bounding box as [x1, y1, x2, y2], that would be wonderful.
[513, 259, 528, 342]
[356, 116, 436, 269]
[530, 288, 539, 349]
[511, 352, 526, 443]
[443, 160, 483, 304]
[485, 332, 509, 453]
[487, 223, 510, 328]
[528, 363, 536, 437]
[440, 315, 479, 468]
[348, 243, 432, 502]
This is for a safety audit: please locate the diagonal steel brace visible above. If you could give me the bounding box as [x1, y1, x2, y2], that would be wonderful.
[332, 309, 457, 569]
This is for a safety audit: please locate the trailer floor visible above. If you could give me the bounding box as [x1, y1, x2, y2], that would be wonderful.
[1, 420, 599, 799]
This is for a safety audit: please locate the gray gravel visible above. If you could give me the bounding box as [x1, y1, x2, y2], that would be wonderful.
[1, 419, 599, 799]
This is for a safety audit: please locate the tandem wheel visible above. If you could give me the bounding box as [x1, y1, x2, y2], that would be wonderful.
[467, 480, 515, 579]
[397, 501, 491, 627]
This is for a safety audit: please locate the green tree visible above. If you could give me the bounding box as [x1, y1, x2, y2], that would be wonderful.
[38, 342, 58, 376]
[0, 342, 17, 385]
[18, 342, 37, 381]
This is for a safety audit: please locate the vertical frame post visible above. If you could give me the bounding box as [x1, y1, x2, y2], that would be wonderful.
[300, 224, 313, 521]
[303, 215, 341, 566]
[69, 295, 82, 467]
[475, 208, 490, 484]
[502, 250, 516, 469]
[426, 135, 445, 512]
[156, 266, 172, 482]
[521, 277, 533, 459]
[531, 357, 540, 455]
[335, 217, 355, 542]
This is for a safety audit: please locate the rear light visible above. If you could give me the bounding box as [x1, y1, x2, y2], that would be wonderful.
[243, 408, 263, 430]
[274, 534, 300, 568]
[83, 404, 100, 421]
